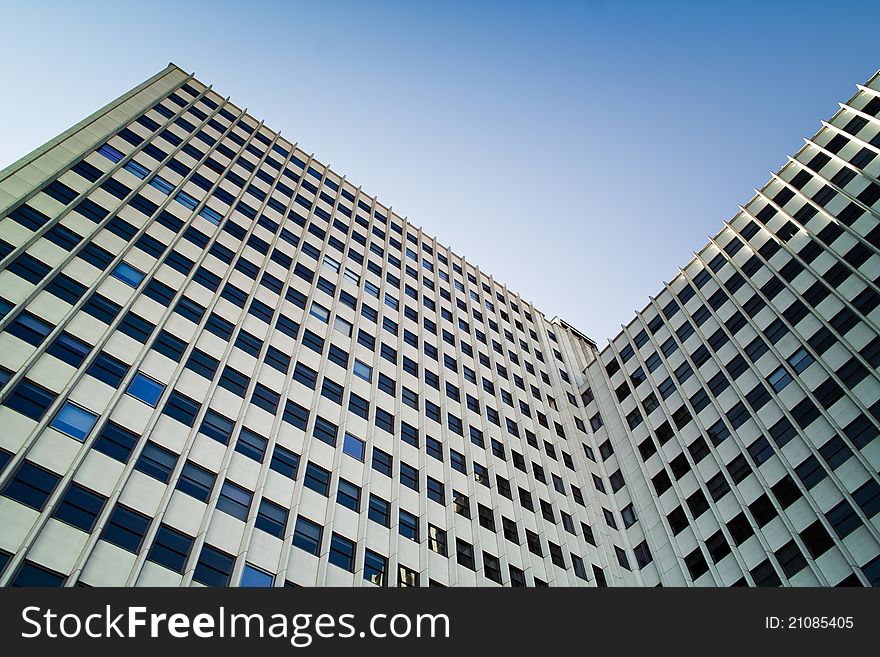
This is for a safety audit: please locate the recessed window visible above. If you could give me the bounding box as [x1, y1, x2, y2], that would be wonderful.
[767, 366, 793, 392]
[147, 525, 193, 574]
[52, 483, 106, 532]
[112, 262, 144, 287]
[240, 563, 274, 587]
[176, 461, 215, 502]
[333, 316, 352, 336]
[193, 545, 235, 587]
[336, 479, 361, 512]
[10, 561, 66, 587]
[788, 346, 814, 373]
[292, 516, 323, 556]
[354, 360, 373, 381]
[328, 533, 356, 572]
[50, 402, 98, 440]
[309, 303, 329, 322]
[255, 498, 288, 538]
[134, 441, 178, 483]
[343, 433, 365, 461]
[102, 504, 150, 553]
[217, 481, 252, 521]
[126, 372, 165, 406]
[303, 462, 331, 496]
[364, 549, 388, 586]
[1, 461, 60, 511]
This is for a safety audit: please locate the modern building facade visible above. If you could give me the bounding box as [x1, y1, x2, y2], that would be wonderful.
[0, 64, 877, 587]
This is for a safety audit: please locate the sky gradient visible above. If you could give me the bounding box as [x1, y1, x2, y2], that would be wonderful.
[2, 0, 878, 342]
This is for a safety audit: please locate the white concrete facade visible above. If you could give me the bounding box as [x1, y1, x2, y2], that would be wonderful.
[0, 64, 877, 587]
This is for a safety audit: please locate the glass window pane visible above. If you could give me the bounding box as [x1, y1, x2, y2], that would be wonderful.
[112, 262, 144, 287]
[127, 372, 165, 406]
[51, 402, 98, 440]
[240, 563, 274, 587]
[343, 433, 365, 461]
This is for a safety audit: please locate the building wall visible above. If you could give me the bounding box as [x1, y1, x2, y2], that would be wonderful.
[0, 64, 639, 587]
[0, 64, 877, 587]
[583, 71, 880, 586]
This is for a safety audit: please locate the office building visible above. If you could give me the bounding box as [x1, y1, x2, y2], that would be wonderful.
[0, 64, 877, 586]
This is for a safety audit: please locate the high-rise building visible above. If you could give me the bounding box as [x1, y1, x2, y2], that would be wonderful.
[0, 64, 877, 588]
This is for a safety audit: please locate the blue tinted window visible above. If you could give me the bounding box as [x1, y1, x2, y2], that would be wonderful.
[127, 372, 165, 406]
[193, 545, 235, 587]
[124, 160, 150, 179]
[149, 176, 175, 195]
[240, 564, 274, 587]
[53, 483, 106, 532]
[135, 441, 178, 483]
[93, 421, 139, 463]
[97, 143, 124, 162]
[343, 433, 365, 461]
[47, 332, 91, 367]
[112, 262, 144, 287]
[50, 402, 98, 440]
[87, 351, 128, 387]
[2, 379, 57, 420]
[1, 461, 60, 510]
[11, 562, 65, 587]
[102, 504, 150, 552]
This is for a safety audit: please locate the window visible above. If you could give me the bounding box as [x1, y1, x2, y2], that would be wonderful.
[217, 481, 252, 521]
[7, 559, 66, 587]
[86, 352, 128, 388]
[235, 427, 268, 461]
[450, 450, 467, 474]
[767, 366, 792, 392]
[102, 504, 150, 552]
[147, 525, 193, 573]
[526, 530, 543, 556]
[364, 549, 388, 586]
[826, 499, 860, 538]
[328, 533, 356, 572]
[313, 415, 338, 446]
[309, 303, 329, 322]
[163, 390, 200, 427]
[191, 412, 226, 449]
[427, 477, 445, 504]
[240, 564, 274, 587]
[112, 262, 144, 287]
[333, 316, 352, 337]
[52, 483, 106, 532]
[428, 525, 447, 555]
[399, 509, 419, 541]
[400, 462, 419, 491]
[336, 479, 361, 512]
[162, 449, 205, 492]
[193, 545, 235, 587]
[353, 359, 372, 382]
[50, 402, 98, 441]
[47, 332, 91, 367]
[398, 564, 419, 587]
[788, 346, 814, 373]
[343, 433, 365, 461]
[303, 462, 331, 496]
[456, 539, 475, 570]
[368, 495, 391, 527]
[127, 372, 165, 406]
[292, 516, 323, 555]
[270, 445, 300, 479]
[372, 448, 393, 477]
[134, 441, 177, 483]
[255, 498, 288, 539]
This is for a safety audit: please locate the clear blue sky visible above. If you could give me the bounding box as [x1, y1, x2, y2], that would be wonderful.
[2, 0, 877, 342]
